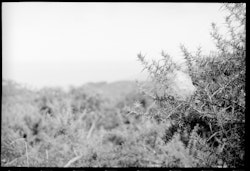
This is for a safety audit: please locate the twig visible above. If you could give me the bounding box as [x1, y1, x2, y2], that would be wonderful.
[211, 71, 243, 98]
[46, 149, 49, 166]
[207, 131, 219, 142]
[4, 157, 19, 166]
[190, 106, 215, 118]
[204, 84, 217, 115]
[166, 103, 183, 119]
[64, 155, 83, 167]
[25, 141, 29, 167]
[87, 119, 97, 140]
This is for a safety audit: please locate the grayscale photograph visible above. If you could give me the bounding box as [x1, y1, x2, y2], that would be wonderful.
[2, 2, 245, 168]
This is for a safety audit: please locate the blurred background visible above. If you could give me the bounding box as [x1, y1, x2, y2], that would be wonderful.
[2, 3, 227, 90]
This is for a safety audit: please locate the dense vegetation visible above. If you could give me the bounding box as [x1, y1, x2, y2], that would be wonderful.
[1, 3, 245, 168]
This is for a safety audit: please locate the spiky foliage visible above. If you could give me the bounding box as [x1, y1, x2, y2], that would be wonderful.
[137, 3, 245, 168]
[2, 3, 245, 168]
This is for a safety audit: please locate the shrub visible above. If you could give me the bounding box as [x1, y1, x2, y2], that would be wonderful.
[137, 3, 245, 168]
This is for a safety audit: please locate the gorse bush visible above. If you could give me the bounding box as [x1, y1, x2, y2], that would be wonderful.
[136, 3, 245, 168]
[1, 3, 245, 168]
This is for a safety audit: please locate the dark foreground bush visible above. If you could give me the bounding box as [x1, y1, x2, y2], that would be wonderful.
[136, 3, 245, 168]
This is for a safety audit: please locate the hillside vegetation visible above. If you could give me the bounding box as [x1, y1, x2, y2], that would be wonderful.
[1, 3, 245, 168]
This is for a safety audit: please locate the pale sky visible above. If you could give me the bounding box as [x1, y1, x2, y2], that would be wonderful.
[2, 2, 227, 89]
